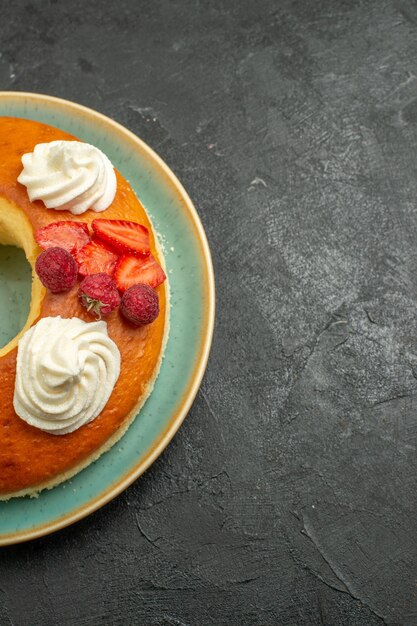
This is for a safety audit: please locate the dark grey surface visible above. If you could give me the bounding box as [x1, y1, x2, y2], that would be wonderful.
[0, 0, 416, 624]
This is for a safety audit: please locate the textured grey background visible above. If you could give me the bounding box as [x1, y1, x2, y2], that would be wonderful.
[1, 0, 417, 624]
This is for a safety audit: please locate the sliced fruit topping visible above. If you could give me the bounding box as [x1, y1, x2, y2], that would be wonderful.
[79, 273, 121, 318]
[114, 254, 166, 292]
[35, 221, 90, 255]
[75, 239, 119, 278]
[35, 247, 78, 293]
[120, 284, 159, 326]
[92, 219, 150, 257]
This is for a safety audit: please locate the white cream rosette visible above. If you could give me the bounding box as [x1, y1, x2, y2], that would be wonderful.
[13, 316, 120, 435]
[17, 140, 116, 214]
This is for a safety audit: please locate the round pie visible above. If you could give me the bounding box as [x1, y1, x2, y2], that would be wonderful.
[0, 117, 169, 499]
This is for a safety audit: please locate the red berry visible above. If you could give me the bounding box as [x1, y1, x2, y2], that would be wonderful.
[35, 221, 90, 255]
[114, 254, 166, 293]
[120, 284, 159, 326]
[79, 273, 121, 318]
[92, 219, 150, 257]
[75, 239, 119, 278]
[35, 247, 77, 293]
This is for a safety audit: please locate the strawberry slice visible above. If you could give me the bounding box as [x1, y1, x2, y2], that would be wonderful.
[75, 239, 119, 278]
[92, 219, 150, 257]
[35, 221, 90, 255]
[114, 254, 166, 292]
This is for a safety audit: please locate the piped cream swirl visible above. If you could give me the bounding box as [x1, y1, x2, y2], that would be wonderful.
[13, 316, 120, 435]
[17, 140, 117, 214]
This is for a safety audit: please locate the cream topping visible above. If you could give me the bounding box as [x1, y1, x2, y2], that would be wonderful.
[13, 316, 120, 435]
[17, 140, 116, 214]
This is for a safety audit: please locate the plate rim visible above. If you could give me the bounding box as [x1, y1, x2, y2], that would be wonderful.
[0, 91, 215, 546]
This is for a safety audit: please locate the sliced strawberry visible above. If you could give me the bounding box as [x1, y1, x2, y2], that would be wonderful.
[35, 221, 90, 255]
[92, 219, 150, 257]
[114, 254, 166, 292]
[75, 239, 119, 278]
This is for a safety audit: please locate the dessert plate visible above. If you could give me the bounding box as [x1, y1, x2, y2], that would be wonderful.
[0, 92, 215, 545]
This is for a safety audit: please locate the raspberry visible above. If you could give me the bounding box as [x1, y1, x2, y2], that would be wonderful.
[35, 247, 77, 293]
[120, 283, 159, 326]
[79, 273, 121, 318]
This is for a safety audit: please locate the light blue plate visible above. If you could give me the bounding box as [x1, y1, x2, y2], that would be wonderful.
[0, 92, 215, 545]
